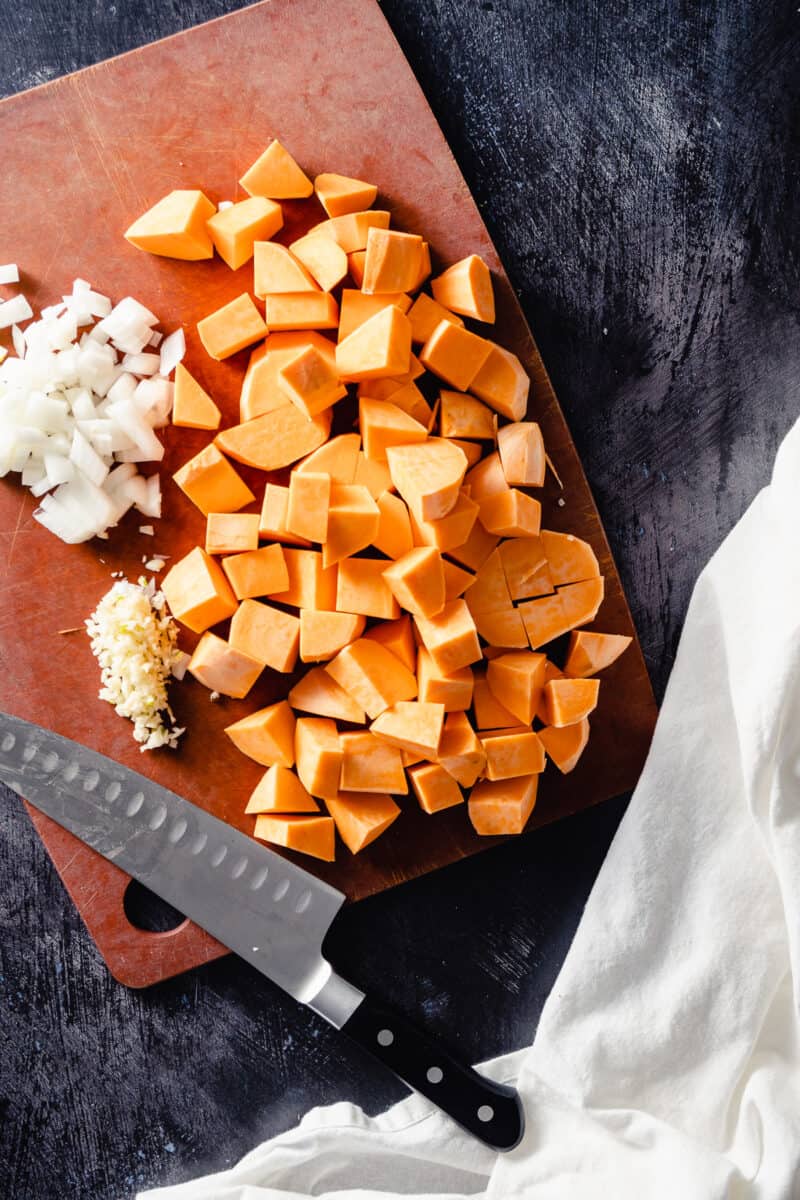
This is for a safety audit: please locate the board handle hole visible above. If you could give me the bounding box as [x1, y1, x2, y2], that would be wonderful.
[123, 880, 188, 934]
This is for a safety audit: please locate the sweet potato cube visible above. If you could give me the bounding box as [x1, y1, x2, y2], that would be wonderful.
[353, 452, 394, 500]
[336, 557, 400, 620]
[124, 188, 215, 260]
[296, 432, 361, 483]
[216, 406, 331, 471]
[370, 700, 445, 759]
[325, 792, 400, 854]
[339, 731, 407, 793]
[414, 599, 481, 674]
[311, 209, 391, 253]
[364, 614, 417, 673]
[382, 546, 445, 618]
[541, 530, 600, 585]
[431, 255, 495, 323]
[338, 290, 412, 342]
[534, 662, 565, 723]
[270, 548, 338, 610]
[417, 647, 473, 711]
[479, 488, 542, 537]
[419, 320, 491, 391]
[225, 700, 295, 767]
[229, 599, 300, 672]
[443, 560, 475, 601]
[473, 607, 528, 648]
[335, 306, 412, 382]
[205, 512, 260, 556]
[465, 451, 508, 501]
[359, 398, 428, 462]
[481, 729, 546, 781]
[407, 293, 464, 344]
[362, 228, 426, 294]
[322, 484, 380, 567]
[497, 421, 545, 487]
[498, 536, 548, 600]
[240, 139, 313, 199]
[436, 711, 485, 787]
[469, 343, 529, 421]
[517, 592, 570, 649]
[361, 378, 432, 425]
[253, 815, 335, 861]
[288, 667, 365, 724]
[188, 631, 262, 699]
[408, 763, 464, 814]
[288, 233, 348, 293]
[409, 241, 432, 291]
[468, 775, 538, 836]
[259, 483, 311, 547]
[446, 520, 500, 572]
[409, 489, 479, 552]
[172, 363, 221, 430]
[162, 545, 238, 633]
[538, 719, 590, 773]
[245, 765, 319, 814]
[264, 292, 339, 331]
[222, 544, 289, 600]
[277, 346, 346, 418]
[197, 293, 267, 361]
[299, 610, 365, 663]
[241, 341, 300, 422]
[439, 391, 495, 440]
[486, 651, 547, 725]
[207, 196, 283, 270]
[325, 638, 417, 719]
[374, 490, 414, 559]
[253, 241, 317, 297]
[295, 718, 342, 801]
[564, 630, 632, 678]
[286, 471, 330, 543]
[559, 576, 604, 627]
[348, 250, 366, 286]
[314, 172, 378, 218]
[173, 443, 255, 516]
[386, 438, 468, 523]
[472, 675, 520, 730]
[463, 548, 512, 614]
[543, 678, 600, 727]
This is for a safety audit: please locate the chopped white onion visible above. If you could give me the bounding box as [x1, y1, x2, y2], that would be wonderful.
[122, 352, 161, 376]
[0, 264, 20, 285]
[11, 325, 25, 358]
[0, 295, 33, 330]
[139, 524, 154, 536]
[158, 328, 185, 377]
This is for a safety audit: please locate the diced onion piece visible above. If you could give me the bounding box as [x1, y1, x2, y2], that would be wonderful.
[158, 328, 185, 377]
[122, 352, 161, 376]
[70, 428, 109, 487]
[0, 264, 20, 285]
[0, 295, 33, 330]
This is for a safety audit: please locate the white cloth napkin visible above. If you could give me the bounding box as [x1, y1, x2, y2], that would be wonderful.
[141, 419, 800, 1200]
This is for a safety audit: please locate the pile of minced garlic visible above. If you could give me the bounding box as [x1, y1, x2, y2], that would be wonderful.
[85, 576, 187, 751]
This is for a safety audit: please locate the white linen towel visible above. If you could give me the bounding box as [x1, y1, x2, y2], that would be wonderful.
[141, 418, 800, 1200]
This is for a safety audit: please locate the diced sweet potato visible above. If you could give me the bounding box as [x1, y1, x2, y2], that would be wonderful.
[373, 490, 414, 559]
[295, 717, 343, 801]
[359, 398, 428, 462]
[408, 763, 464, 814]
[445, 520, 500, 571]
[253, 241, 317, 297]
[325, 638, 417, 719]
[335, 306, 412, 382]
[336, 557, 400, 620]
[414, 599, 482, 674]
[559, 576, 604, 626]
[311, 209, 391, 253]
[173, 443, 255, 516]
[419, 320, 491, 391]
[417, 647, 473, 711]
[314, 172, 378, 218]
[463, 548, 512, 614]
[447, 439, 483, 468]
[253, 814, 335, 861]
[439, 390, 495, 440]
[435, 711, 486, 787]
[225, 700, 295, 767]
[240, 337, 319, 421]
[362, 228, 425, 294]
[473, 607, 528, 648]
[498, 536, 548, 600]
[245, 765, 319, 814]
[497, 421, 545, 487]
[479, 488, 542, 537]
[205, 512, 260, 556]
[534, 661, 565, 723]
[443, 559, 475, 601]
[409, 490, 479, 552]
[538, 719, 590, 774]
[563, 630, 632, 678]
[370, 700, 445, 758]
[240, 139, 313, 199]
[409, 241, 432, 291]
[289, 233, 348, 292]
[197, 293, 267, 361]
[188, 631, 262, 699]
[162, 545, 238, 633]
[338, 290, 412, 342]
[540, 530, 600, 585]
[472, 675, 521, 730]
[468, 774, 538, 836]
[124, 189, 216, 260]
[296, 432, 361, 483]
[229, 599, 300, 672]
[299, 610, 365, 663]
[543, 678, 600, 727]
[386, 438, 468, 523]
[469, 343, 529, 421]
[363, 614, 417, 673]
[172, 364, 221, 430]
[270, 548, 338, 610]
[207, 196, 283, 270]
[325, 792, 400, 854]
[480, 728, 546, 780]
[407, 292, 465, 344]
[518, 576, 605, 649]
[383, 546, 445, 618]
[348, 249, 366, 286]
[277, 346, 347, 418]
[286, 471, 331, 543]
[465, 450, 508, 501]
[431, 255, 495, 323]
[339, 731, 407, 793]
[259, 483, 311, 547]
[288, 667, 365, 724]
[216, 406, 331, 471]
[361, 378, 432, 426]
[486, 651, 547, 725]
[323, 484, 380, 567]
[264, 292, 339, 331]
[353, 452, 394, 499]
[222, 543, 290, 600]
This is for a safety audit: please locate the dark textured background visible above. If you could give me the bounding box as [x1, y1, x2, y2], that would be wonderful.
[1, 1, 799, 1196]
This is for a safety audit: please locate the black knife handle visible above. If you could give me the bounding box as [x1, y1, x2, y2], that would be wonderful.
[341, 992, 524, 1151]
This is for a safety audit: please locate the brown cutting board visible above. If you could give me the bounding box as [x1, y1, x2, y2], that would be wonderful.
[0, 0, 657, 988]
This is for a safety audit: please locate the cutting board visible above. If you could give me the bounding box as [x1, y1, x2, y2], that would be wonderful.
[0, 0, 657, 988]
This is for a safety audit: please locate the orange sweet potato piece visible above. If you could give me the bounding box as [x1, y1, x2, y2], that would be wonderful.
[419, 320, 491, 391]
[124, 189, 215, 260]
[373, 490, 414, 559]
[207, 196, 283, 270]
[288, 667, 365, 724]
[559, 576, 604, 626]
[431, 255, 495, 323]
[445, 519, 499, 571]
[463, 548, 511, 614]
[518, 577, 604, 649]
[286, 471, 331, 543]
[325, 792, 401, 854]
[314, 172, 378, 218]
[383, 546, 445, 618]
[259, 483, 311, 547]
[336, 557, 400, 620]
[479, 488, 542, 537]
[486, 651, 547, 724]
[480, 728, 546, 780]
[339, 731, 407, 794]
[417, 647, 473, 711]
[414, 599, 482, 674]
[497, 421, 546, 487]
[472, 675, 520, 730]
[498, 536, 548, 600]
[363, 614, 417, 673]
[245, 765, 319, 814]
[359, 398, 428, 462]
[288, 234, 347, 293]
[468, 774, 538, 836]
[362, 228, 426, 294]
[172, 363, 221, 430]
[409, 490, 479, 552]
[277, 345, 347, 418]
[538, 719, 590, 774]
[173, 443, 255, 516]
[253, 241, 317, 297]
[270, 548, 338, 610]
[386, 438, 468, 522]
[225, 700, 296, 767]
[563, 630, 632, 678]
[443, 559, 475, 601]
[295, 717, 342, 802]
[215, 406, 331, 471]
[253, 815, 335, 861]
[240, 139, 313, 199]
[197, 293, 267, 361]
[241, 336, 331, 421]
[322, 484, 380, 567]
[465, 450, 508, 500]
[472, 607, 528, 648]
[222, 544, 290, 600]
[229, 599, 300, 672]
[205, 512, 260, 556]
[162, 545, 238, 633]
[469, 343, 529, 421]
[325, 638, 417, 719]
[407, 292, 465, 344]
[311, 209, 391, 253]
[543, 678, 600, 727]
[435, 710, 486, 787]
[360, 378, 432, 425]
[264, 292, 339, 331]
[335, 306, 412, 382]
[299, 610, 365, 663]
[408, 763, 464, 814]
[296, 432, 361, 483]
[409, 241, 432, 291]
[540, 530, 600, 585]
[348, 249, 366, 286]
[370, 700, 445, 759]
[338, 290, 412, 342]
[448, 439, 484, 468]
[188, 631, 262, 699]
[353, 452, 394, 499]
[439, 390, 495, 440]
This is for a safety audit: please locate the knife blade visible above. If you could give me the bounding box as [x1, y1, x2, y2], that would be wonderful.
[0, 711, 524, 1150]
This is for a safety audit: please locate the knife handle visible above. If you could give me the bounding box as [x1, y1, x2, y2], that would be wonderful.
[341, 992, 524, 1151]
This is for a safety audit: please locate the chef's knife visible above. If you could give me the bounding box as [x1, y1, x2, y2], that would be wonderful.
[0, 711, 523, 1150]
